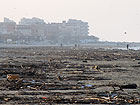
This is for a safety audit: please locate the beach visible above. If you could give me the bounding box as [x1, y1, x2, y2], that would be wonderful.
[0, 46, 139, 104]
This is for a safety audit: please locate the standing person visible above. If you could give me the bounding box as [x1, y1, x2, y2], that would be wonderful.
[127, 44, 129, 50]
[60, 43, 63, 47]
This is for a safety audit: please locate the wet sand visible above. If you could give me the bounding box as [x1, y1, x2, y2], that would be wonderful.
[0, 46, 140, 104]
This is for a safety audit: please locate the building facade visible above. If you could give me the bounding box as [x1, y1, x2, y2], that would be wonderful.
[0, 17, 99, 44]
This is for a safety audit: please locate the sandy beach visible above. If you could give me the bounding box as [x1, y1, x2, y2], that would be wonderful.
[0, 46, 139, 104]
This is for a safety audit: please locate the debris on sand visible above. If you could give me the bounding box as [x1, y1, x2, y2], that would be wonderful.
[0, 47, 139, 104]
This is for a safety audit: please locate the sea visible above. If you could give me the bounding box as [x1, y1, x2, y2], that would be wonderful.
[118, 46, 140, 50]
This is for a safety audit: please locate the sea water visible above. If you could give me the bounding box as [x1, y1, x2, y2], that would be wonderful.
[118, 46, 140, 50]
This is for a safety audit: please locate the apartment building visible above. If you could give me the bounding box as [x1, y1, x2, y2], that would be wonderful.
[0, 17, 98, 44]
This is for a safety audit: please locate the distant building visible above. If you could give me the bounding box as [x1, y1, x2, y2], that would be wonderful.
[4, 18, 15, 23]
[17, 17, 46, 42]
[0, 18, 16, 34]
[19, 17, 46, 25]
[16, 25, 32, 36]
[0, 17, 99, 44]
[44, 23, 61, 43]
[0, 18, 16, 43]
[66, 19, 89, 36]
[58, 19, 89, 43]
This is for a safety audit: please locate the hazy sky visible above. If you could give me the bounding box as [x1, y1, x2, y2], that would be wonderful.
[0, 0, 140, 42]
